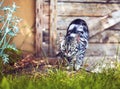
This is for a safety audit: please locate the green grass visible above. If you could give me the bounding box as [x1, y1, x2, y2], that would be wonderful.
[0, 68, 120, 89]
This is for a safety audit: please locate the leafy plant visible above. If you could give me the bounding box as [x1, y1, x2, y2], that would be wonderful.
[0, 48, 22, 74]
[0, 0, 21, 63]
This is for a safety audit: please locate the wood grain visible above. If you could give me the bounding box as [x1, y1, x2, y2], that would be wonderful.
[38, 16, 120, 38]
[49, 0, 57, 56]
[37, 16, 120, 30]
[86, 43, 120, 56]
[45, 0, 120, 3]
[36, 0, 120, 57]
[36, 0, 45, 57]
[111, 22, 120, 30]
[56, 29, 120, 43]
[57, 10, 120, 37]
[43, 3, 120, 17]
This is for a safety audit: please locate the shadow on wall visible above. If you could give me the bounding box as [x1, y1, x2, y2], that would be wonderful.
[12, 21, 34, 52]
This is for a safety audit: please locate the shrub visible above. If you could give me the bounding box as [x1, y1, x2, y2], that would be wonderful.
[0, 1, 21, 64]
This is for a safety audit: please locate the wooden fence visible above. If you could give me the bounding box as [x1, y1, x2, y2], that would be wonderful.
[36, 0, 120, 58]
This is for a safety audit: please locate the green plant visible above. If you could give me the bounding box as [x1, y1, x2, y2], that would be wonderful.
[0, 48, 22, 74]
[0, 0, 21, 63]
[0, 64, 120, 89]
[0, 68, 120, 89]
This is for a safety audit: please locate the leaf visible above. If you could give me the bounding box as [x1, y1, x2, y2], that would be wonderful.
[12, 2, 17, 11]
[7, 44, 17, 51]
[1, 77, 10, 89]
[5, 27, 10, 33]
[8, 31, 16, 36]
[8, 13, 12, 18]
[2, 54, 9, 64]
[2, 6, 11, 11]
[0, 2, 20, 64]
[26, 81, 34, 89]
[15, 19, 22, 23]
[85, 86, 90, 89]
[13, 26, 19, 33]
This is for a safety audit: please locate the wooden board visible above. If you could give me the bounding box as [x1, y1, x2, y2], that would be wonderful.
[38, 16, 120, 41]
[43, 3, 120, 17]
[57, 10, 120, 36]
[111, 22, 120, 30]
[57, 16, 97, 30]
[49, 0, 57, 56]
[57, 3, 120, 17]
[45, 0, 120, 3]
[89, 29, 120, 43]
[38, 16, 120, 30]
[86, 43, 120, 56]
[36, 16, 97, 30]
[56, 29, 120, 43]
[36, 0, 45, 57]
[36, 0, 120, 58]
[43, 29, 120, 45]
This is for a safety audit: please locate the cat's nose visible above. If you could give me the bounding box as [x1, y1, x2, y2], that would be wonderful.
[65, 50, 68, 54]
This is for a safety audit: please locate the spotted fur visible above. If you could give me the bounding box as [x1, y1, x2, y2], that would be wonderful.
[58, 19, 89, 70]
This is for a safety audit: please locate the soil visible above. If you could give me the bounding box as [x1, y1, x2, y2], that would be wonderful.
[3, 53, 67, 75]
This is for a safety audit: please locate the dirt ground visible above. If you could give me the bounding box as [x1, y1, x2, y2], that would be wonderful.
[4, 53, 117, 75]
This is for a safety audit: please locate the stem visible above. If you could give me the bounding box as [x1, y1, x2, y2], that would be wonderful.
[1, 8, 12, 31]
[0, 0, 4, 7]
[0, 11, 12, 46]
[1, 17, 8, 31]
[0, 36, 6, 55]
[0, 32, 7, 46]
[0, 36, 11, 55]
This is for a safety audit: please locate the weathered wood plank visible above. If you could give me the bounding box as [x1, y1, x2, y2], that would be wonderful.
[89, 30, 120, 43]
[39, 16, 120, 38]
[111, 22, 120, 30]
[41, 16, 120, 30]
[44, 3, 120, 17]
[49, 0, 57, 57]
[56, 29, 120, 43]
[38, 16, 95, 29]
[86, 44, 120, 56]
[36, 0, 120, 58]
[57, 3, 120, 16]
[90, 10, 120, 36]
[57, 16, 95, 30]
[57, 10, 120, 37]
[36, 0, 46, 57]
[44, 0, 120, 3]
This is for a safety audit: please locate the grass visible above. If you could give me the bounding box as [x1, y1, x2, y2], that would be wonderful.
[0, 67, 120, 89]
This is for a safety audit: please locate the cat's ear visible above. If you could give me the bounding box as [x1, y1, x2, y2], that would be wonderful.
[68, 24, 77, 31]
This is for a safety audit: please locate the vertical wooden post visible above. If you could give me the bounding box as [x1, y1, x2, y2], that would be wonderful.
[49, 0, 57, 57]
[35, 0, 44, 57]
